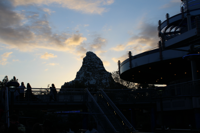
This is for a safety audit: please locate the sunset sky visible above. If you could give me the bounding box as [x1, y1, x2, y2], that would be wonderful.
[0, 0, 181, 88]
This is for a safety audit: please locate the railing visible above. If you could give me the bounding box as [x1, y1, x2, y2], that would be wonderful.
[13, 88, 86, 103]
[100, 89, 137, 132]
[164, 79, 200, 97]
[85, 89, 118, 133]
[103, 89, 156, 104]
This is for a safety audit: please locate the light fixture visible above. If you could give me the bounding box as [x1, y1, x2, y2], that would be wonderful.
[185, 72, 187, 74]
[161, 77, 163, 79]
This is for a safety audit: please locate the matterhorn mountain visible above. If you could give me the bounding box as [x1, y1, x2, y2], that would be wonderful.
[61, 51, 120, 90]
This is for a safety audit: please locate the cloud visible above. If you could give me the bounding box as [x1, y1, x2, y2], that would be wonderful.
[76, 45, 88, 59]
[160, 0, 180, 9]
[0, 1, 87, 52]
[47, 63, 58, 66]
[43, 8, 54, 15]
[84, 24, 89, 27]
[111, 20, 159, 63]
[12, 59, 19, 62]
[64, 34, 87, 46]
[40, 52, 57, 59]
[90, 37, 106, 50]
[111, 20, 159, 55]
[112, 53, 127, 63]
[10, 0, 114, 14]
[126, 21, 159, 55]
[103, 61, 110, 66]
[0, 52, 13, 65]
[111, 44, 126, 51]
[74, 35, 108, 60]
[0, 0, 109, 63]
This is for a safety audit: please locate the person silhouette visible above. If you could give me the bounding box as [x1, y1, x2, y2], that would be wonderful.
[19, 82, 25, 100]
[51, 84, 57, 101]
[26, 83, 32, 101]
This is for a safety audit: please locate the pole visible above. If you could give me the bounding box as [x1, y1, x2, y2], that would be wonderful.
[5, 87, 9, 128]
[185, 0, 198, 81]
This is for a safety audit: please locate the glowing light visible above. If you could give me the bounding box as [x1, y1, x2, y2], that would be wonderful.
[174, 74, 176, 76]
[149, 67, 151, 69]
[161, 77, 163, 79]
[185, 72, 187, 74]
[197, 70, 199, 72]
[169, 63, 171, 65]
[139, 71, 140, 73]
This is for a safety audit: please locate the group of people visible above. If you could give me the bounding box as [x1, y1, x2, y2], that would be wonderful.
[13, 83, 58, 102]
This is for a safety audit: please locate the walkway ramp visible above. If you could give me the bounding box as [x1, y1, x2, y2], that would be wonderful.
[86, 89, 136, 133]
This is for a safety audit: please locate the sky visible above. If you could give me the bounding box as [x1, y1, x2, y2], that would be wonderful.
[0, 0, 182, 88]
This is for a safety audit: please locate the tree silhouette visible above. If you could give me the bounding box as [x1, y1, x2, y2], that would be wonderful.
[111, 71, 136, 89]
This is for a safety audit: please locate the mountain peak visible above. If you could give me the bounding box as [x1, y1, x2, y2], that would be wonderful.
[86, 51, 95, 56]
[61, 51, 117, 89]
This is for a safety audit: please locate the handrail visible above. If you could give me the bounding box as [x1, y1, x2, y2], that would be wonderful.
[100, 89, 137, 132]
[85, 89, 118, 133]
[167, 79, 200, 87]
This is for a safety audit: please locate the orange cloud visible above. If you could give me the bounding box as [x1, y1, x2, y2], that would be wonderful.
[0, 52, 13, 65]
[64, 34, 87, 46]
[47, 63, 58, 66]
[111, 44, 126, 51]
[40, 52, 57, 59]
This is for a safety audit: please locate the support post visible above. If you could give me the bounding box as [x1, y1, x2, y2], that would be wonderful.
[129, 51, 132, 69]
[186, 0, 192, 31]
[5, 87, 9, 128]
[118, 60, 121, 75]
[166, 13, 169, 25]
[158, 41, 163, 60]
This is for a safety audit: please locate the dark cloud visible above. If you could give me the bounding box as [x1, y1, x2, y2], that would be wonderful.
[112, 21, 159, 55]
[74, 35, 108, 59]
[112, 21, 159, 62]
[90, 36, 106, 50]
[0, 0, 86, 51]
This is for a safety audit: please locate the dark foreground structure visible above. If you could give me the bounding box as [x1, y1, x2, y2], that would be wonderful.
[119, 0, 200, 132]
[2, 0, 200, 133]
